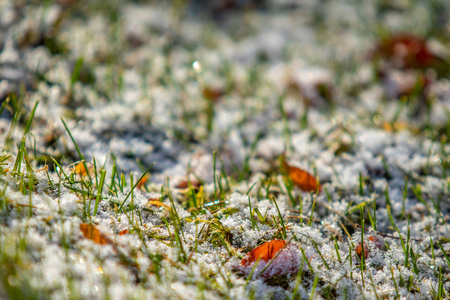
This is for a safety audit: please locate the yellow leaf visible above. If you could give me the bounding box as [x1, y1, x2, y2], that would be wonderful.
[148, 200, 171, 211]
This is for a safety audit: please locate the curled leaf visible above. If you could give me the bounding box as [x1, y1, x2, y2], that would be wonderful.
[79, 223, 114, 245]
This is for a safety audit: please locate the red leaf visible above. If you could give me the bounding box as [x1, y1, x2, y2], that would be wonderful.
[373, 34, 438, 69]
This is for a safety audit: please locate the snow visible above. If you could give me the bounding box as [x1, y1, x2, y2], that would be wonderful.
[0, 0, 449, 299]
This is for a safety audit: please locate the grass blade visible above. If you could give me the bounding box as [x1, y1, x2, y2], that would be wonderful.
[118, 163, 154, 212]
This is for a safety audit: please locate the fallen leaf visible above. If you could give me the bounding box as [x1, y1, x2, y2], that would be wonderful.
[79, 223, 113, 245]
[202, 87, 223, 102]
[355, 235, 385, 259]
[241, 240, 287, 266]
[136, 175, 149, 190]
[239, 240, 301, 278]
[74, 162, 91, 177]
[148, 200, 171, 211]
[355, 242, 369, 259]
[284, 162, 321, 193]
[373, 34, 438, 69]
[175, 179, 201, 189]
[118, 229, 128, 236]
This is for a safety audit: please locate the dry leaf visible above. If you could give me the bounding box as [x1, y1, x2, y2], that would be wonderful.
[241, 240, 287, 266]
[284, 162, 320, 193]
[118, 229, 128, 236]
[79, 223, 113, 245]
[239, 240, 300, 278]
[382, 121, 418, 133]
[356, 236, 386, 259]
[74, 162, 91, 177]
[36, 165, 49, 173]
[355, 242, 369, 259]
[202, 87, 223, 102]
[148, 200, 171, 211]
[136, 175, 149, 190]
[373, 34, 438, 69]
[175, 179, 201, 189]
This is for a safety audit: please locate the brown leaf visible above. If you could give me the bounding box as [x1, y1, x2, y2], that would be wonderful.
[355, 242, 369, 259]
[175, 179, 201, 189]
[203, 87, 223, 102]
[79, 223, 114, 245]
[285, 162, 320, 193]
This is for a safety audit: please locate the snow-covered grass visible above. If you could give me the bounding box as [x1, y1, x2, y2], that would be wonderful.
[1, 0, 449, 299]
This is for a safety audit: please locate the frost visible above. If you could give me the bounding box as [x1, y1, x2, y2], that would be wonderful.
[0, 0, 449, 299]
[358, 130, 391, 155]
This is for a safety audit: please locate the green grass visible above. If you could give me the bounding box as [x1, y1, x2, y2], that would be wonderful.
[1, 1, 449, 298]
[1, 95, 449, 300]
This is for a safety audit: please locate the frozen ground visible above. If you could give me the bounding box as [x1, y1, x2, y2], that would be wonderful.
[0, 0, 449, 299]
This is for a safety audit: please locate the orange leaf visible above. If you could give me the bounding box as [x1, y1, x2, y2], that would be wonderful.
[136, 175, 149, 190]
[79, 223, 113, 245]
[241, 240, 287, 266]
[285, 163, 320, 193]
[118, 229, 128, 236]
[74, 162, 88, 177]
